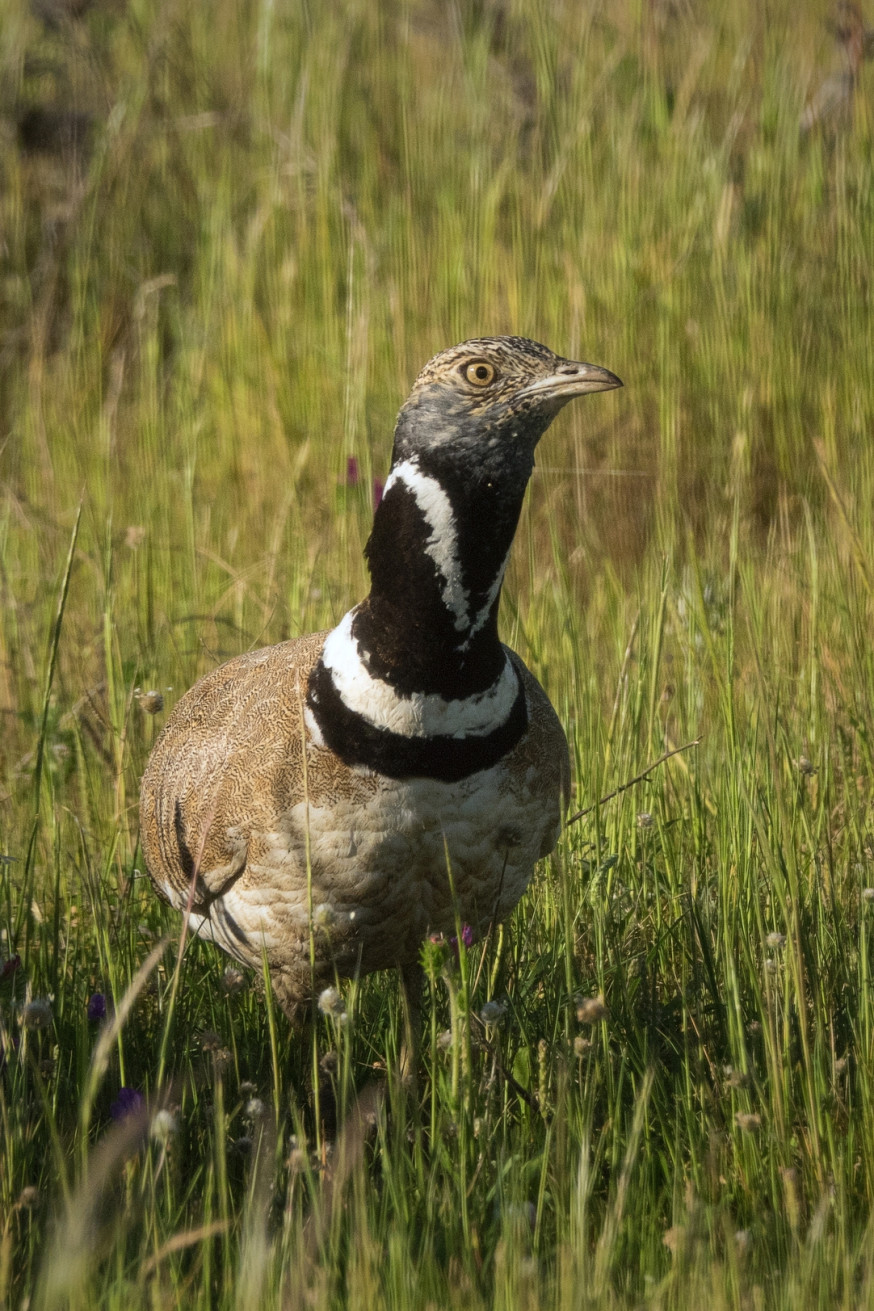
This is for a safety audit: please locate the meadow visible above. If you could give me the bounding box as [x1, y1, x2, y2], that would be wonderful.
[1, 0, 874, 1305]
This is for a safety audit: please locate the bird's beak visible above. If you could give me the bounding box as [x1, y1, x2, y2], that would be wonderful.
[518, 360, 623, 401]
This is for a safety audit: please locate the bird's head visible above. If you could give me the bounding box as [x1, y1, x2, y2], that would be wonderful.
[391, 335, 622, 476]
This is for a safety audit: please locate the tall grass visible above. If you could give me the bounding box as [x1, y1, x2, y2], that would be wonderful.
[1, 0, 873, 1305]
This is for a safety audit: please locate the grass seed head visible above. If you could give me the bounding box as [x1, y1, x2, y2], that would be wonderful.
[663, 1225, 686, 1255]
[287, 1146, 308, 1173]
[723, 1066, 750, 1090]
[734, 1229, 752, 1255]
[221, 965, 246, 994]
[20, 998, 53, 1029]
[317, 986, 346, 1019]
[479, 1000, 507, 1026]
[575, 995, 609, 1024]
[151, 1109, 178, 1141]
[137, 689, 164, 715]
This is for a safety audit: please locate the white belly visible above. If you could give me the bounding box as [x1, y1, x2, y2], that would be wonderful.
[190, 758, 557, 979]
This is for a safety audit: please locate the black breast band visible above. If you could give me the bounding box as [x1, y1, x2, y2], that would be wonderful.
[306, 659, 528, 782]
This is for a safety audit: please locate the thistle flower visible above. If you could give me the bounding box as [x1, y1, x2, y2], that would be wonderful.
[346, 456, 360, 486]
[421, 933, 450, 978]
[110, 1087, 145, 1122]
[637, 812, 654, 829]
[449, 923, 475, 960]
[1, 954, 21, 981]
[87, 992, 107, 1022]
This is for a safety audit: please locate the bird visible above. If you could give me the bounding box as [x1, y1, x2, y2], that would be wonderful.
[139, 336, 622, 1034]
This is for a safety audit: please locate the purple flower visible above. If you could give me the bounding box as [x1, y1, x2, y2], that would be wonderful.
[373, 478, 384, 508]
[1, 955, 21, 981]
[110, 1087, 145, 1122]
[346, 456, 360, 486]
[449, 924, 475, 960]
[87, 993, 107, 1022]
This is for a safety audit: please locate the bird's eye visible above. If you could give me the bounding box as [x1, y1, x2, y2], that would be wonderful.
[463, 360, 497, 387]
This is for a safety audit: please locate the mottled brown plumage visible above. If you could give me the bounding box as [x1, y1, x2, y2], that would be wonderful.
[140, 632, 567, 1021]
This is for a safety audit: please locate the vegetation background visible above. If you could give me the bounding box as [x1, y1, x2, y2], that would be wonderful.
[1, 0, 873, 1305]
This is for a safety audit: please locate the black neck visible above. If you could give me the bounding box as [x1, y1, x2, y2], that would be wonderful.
[352, 447, 533, 699]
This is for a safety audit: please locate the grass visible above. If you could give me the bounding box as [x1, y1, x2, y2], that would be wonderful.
[1, 0, 874, 1305]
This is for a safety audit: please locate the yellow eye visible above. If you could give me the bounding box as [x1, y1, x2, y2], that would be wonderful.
[464, 360, 497, 387]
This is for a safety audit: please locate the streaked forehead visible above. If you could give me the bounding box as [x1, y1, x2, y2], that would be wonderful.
[412, 336, 562, 387]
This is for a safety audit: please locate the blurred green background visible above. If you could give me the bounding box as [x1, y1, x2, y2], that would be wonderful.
[1, 1, 874, 1307]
